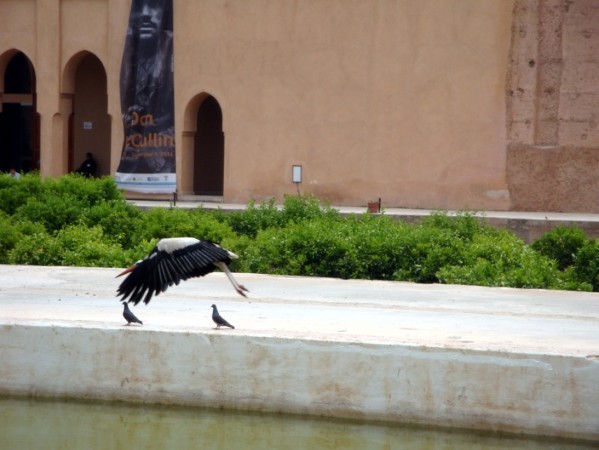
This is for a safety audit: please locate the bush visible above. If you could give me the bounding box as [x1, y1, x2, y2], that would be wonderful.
[0, 213, 46, 264]
[84, 200, 144, 248]
[0, 213, 21, 264]
[224, 195, 341, 238]
[531, 225, 589, 270]
[16, 194, 88, 233]
[0, 173, 124, 217]
[419, 211, 493, 240]
[224, 198, 283, 238]
[571, 241, 599, 291]
[138, 207, 236, 243]
[8, 229, 63, 266]
[0, 172, 44, 214]
[240, 216, 351, 277]
[9, 223, 145, 268]
[1, 173, 597, 293]
[280, 194, 339, 224]
[239, 213, 470, 282]
[437, 231, 559, 289]
[53, 224, 130, 267]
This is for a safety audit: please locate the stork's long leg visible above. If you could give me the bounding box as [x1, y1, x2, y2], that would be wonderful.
[214, 262, 249, 297]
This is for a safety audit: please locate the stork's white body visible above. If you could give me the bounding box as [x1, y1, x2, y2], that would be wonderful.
[155, 238, 238, 258]
[117, 238, 247, 305]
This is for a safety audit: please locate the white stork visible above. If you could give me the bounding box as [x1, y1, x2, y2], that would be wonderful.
[116, 238, 248, 305]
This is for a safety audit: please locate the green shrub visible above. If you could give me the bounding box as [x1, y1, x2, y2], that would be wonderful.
[240, 216, 351, 277]
[16, 194, 88, 232]
[0, 172, 44, 214]
[224, 198, 283, 238]
[571, 240, 599, 291]
[280, 194, 339, 224]
[8, 229, 63, 266]
[84, 200, 144, 248]
[437, 231, 559, 289]
[138, 207, 235, 244]
[531, 225, 589, 270]
[224, 195, 340, 238]
[239, 213, 467, 282]
[0, 213, 46, 263]
[9, 223, 144, 268]
[0, 213, 20, 264]
[2, 173, 597, 293]
[420, 211, 495, 240]
[337, 214, 405, 280]
[387, 212, 495, 283]
[53, 224, 133, 267]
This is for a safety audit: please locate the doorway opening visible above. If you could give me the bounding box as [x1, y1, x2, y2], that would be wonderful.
[193, 95, 224, 195]
[0, 51, 39, 173]
[69, 53, 110, 176]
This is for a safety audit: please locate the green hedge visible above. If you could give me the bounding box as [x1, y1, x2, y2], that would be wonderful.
[1, 173, 597, 292]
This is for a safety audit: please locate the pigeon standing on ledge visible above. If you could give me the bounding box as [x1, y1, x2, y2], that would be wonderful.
[122, 302, 143, 326]
[211, 304, 235, 329]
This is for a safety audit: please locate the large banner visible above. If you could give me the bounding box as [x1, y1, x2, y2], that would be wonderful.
[115, 0, 176, 193]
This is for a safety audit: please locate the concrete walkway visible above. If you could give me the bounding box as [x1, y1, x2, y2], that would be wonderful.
[130, 199, 599, 242]
[1, 264, 598, 440]
[1, 264, 598, 356]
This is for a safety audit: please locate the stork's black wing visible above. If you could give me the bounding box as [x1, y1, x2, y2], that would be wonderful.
[117, 240, 234, 305]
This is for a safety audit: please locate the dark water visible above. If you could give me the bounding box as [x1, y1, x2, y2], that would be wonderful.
[0, 397, 596, 449]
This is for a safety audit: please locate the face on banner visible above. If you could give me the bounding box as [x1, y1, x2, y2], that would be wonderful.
[138, 3, 163, 40]
[116, 0, 176, 193]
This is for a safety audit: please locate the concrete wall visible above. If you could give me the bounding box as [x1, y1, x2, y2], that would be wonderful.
[1, 323, 598, 441]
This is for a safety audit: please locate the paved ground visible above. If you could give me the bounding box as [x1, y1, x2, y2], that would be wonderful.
[1, 264, 598, 358]
[132, 198, 599, 222]
[130, 199, 599, 242]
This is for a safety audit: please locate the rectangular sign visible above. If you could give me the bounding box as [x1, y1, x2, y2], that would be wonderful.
[115, 0, 176, 194]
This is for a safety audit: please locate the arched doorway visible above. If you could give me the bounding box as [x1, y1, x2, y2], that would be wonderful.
[194, 95, 224, 195]
[0, 51, 39, 173]
[69, 53, 111, 176]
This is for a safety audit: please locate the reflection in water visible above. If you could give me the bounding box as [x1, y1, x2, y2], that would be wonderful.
[0, 397, 594, 450]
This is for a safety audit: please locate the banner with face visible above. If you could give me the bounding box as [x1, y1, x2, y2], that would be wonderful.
[116, 0, 176, 194]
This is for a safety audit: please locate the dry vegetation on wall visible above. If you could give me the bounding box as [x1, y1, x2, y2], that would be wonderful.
[1, 173, 598, 292]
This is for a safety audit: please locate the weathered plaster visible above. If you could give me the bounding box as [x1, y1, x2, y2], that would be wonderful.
[507, 0, 599, 211]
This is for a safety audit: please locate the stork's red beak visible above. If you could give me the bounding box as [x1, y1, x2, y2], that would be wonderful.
[116, 265, 137, 278]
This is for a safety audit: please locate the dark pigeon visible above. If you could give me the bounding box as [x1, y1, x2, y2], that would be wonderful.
[211, 304, 235, 329]
[123, 302, 143, 326]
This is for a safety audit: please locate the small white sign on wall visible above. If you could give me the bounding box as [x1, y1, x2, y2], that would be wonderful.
[292, 165, 302, 183]
[83, 121, 93, 130]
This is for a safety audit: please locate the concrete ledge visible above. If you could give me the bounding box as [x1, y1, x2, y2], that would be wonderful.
[130, 199, 599, 242]
[1, 265, 598, 441]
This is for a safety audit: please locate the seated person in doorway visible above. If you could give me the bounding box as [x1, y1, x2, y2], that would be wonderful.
[77, 153, 98, 177]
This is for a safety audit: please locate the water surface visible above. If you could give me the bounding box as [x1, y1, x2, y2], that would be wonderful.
[0, 397, 595, 449]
